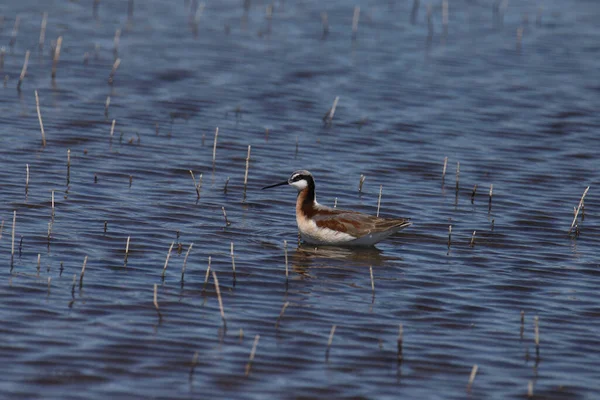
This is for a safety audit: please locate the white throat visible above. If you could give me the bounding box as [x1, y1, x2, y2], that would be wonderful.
[290, 179, 308, 191]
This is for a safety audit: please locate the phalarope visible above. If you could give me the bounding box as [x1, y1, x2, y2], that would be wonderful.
[262, 170, 411, 246]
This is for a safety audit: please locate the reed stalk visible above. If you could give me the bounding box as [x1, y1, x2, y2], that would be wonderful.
[35, 90, 46, 146]
[124, 236, 130, 266]
[243, 145, 251, 197]
[397, 324, 403, 362]
[212, 127, 219, 163]
[79, 256, 88, 286]
[11, 211, 16, 262]
[245, 335, 260, 376]
[230, 242, 236, 284]
[325, 324, 337, 361]
[352, 6, 360, 39]
[222, 206, 231, 226]
[25, 164, 29, 195]
[162, 241, 175, 278]
[275, 301, 290, 329]
[181, 243, 193, 281]
[108, 58, 121, 84]
[376, 185, 383, 217]
[212, 271, 227, 328]
[283, 240, 289, 281]
[51, 37, 62, 78]
[467, 364, 478, 392]
[39, 12, 48, 50]
[442, 156, 448, 180]
[568, 186, 590, 234]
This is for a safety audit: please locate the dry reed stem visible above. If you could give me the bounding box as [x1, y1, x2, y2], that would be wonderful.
[376, 185, 383, 217]
[470, 230, 476, 247]
[124, 235, 130, 266]
[181, 243, 193, 280]
[471, 184, 478, 204]
[203, 256, 212, 286]
[110, 119, 116, 138]
[448, 225, 452, 247]
[455, 162, 460, 192]
[397, 324, 403, 362]
[230, 242, 236, 283]
[51, 36, 62, 78]
[189, 351, 199, 380]
[51, 190, 55, 218]
[326, 96, 339, 123]
[37, 254, 41, 274]
[223, 177, 230, 193]
[39, 12, 48, 50]
[325, 324, 337, 361]
[17, 50, 30, 92]
[222, 206, 231, 226]
[189, 170, 201, 199]
[25, 164, 29, 195]
[334, 197, 338, 208]
[359, 174, 366, 193]
[442, 156, 448, 179]
[153, 283, 162, 319]
[79, 256, 88, 286]
[35, 90, 46, 146]
[162, 241, 175, 278]
[212, 127, 219, 163]
[283, 240, 288, 280]
[11, 211, 16, 259]
[105, 96, 110, 117]
[71, 274, 77, 294]
[245, 334, 260, 376]
[369, 266, 375, 292]
[0, 220, 4, 241]
[275, 301, 290, 329]
[243, 145, 251, 196]
[527, 381, 534, 398]
[113, 28, 121, 53]
[352, 6, 360, 37]
[534, 316, 539, 348]
[488, 184, 493, 211]
[212, 271, 227, 328]
[568, 186, 590, 234]
[108, 58, 121, 84]
[467, 364, 478, 392]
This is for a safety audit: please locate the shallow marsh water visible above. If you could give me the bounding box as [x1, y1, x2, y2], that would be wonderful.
[0, 0, 599, 398]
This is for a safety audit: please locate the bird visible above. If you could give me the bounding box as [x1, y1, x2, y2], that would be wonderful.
[262, 170, 411, 246]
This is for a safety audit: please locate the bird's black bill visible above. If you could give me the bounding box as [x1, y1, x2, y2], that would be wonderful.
[262, 181, 288, 190]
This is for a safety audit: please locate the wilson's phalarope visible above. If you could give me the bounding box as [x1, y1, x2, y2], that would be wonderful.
[262, 170, 411, 246]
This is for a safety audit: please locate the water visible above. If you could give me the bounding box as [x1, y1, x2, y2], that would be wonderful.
[0, 0, 599, 398]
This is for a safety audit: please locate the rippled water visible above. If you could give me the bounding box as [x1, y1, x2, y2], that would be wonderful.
[0, 0, 599, 398]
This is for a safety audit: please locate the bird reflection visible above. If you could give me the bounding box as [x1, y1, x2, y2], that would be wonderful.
[290, 244, 398, 277]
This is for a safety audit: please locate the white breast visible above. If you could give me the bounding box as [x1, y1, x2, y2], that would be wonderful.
[296, 215, 357, 245]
